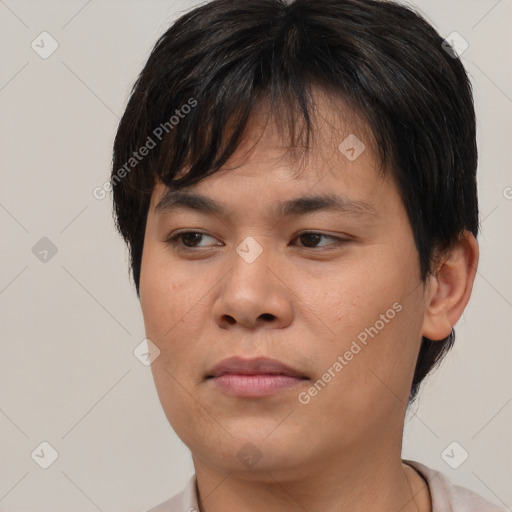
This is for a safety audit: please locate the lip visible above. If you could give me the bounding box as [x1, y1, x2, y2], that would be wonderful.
[205, 356, 309, 398]
[207, 356, 306, 379]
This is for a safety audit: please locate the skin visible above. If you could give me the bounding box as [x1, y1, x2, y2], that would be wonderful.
[139, 92, 479, 512]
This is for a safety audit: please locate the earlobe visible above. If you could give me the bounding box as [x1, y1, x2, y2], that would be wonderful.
[421, 231, 479, 341]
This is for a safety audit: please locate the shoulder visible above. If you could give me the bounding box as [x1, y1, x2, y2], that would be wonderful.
[143, 474, 199, 512]
[405, 460, 508, 512]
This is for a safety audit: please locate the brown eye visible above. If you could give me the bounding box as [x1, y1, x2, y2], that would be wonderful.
[294, 232, 347, 249]
[180, 232, 205, 247]
[165, 231, 220, 248]
[298, 233, 323, 248]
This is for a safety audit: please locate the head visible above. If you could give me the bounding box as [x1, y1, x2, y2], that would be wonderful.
[112, 0, 478, 477]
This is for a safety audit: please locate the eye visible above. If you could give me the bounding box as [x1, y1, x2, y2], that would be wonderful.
[165, 231, 221, 248]
[293, 232, 349, 249]
[164, 230, 350, 251]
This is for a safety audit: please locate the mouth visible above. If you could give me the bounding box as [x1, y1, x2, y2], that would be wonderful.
[205, 356, 309, 398]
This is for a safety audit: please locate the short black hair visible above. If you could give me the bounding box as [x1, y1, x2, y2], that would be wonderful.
[111, 0, 478, 401]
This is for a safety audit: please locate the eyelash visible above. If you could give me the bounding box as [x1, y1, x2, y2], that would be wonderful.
[164, 230, 351, 251]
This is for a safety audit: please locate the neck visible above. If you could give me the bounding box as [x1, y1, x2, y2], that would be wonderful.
[192, 444, 431, 512]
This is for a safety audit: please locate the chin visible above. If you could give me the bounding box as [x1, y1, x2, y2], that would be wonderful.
[191, 439, 312, 479]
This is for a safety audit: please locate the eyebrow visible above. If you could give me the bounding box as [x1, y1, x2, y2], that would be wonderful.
[154, 189, 378, 219]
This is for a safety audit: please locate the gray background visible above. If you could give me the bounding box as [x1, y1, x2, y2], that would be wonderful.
[0, 0, 511, 510]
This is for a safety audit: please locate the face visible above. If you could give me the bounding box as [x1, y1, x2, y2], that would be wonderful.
[139, 94, 429, 480]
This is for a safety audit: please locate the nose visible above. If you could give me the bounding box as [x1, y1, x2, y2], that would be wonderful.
[212, 241, 294, 330]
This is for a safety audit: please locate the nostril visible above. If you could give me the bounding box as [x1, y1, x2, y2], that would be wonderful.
[223, 315, 236, 325]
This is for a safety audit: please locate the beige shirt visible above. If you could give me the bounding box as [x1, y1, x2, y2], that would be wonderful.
[145, 460, 507, 512]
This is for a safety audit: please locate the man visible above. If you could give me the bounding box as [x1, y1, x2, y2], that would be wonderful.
[111, 0, 504, 510]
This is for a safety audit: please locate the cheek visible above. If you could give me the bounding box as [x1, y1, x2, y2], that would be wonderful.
[299, 248, 424, 403]
[140, 246, 210, 439]
[139, 241, 215, 388]
[139, 242, 197, 340]
[323, 286, 424, 410]
[297, 255, 413, 342]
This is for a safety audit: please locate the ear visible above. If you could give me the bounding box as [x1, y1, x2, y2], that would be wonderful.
[422, 231, 479, 341]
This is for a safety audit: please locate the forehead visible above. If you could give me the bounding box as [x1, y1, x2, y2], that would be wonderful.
[149, 89, 394, 216]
